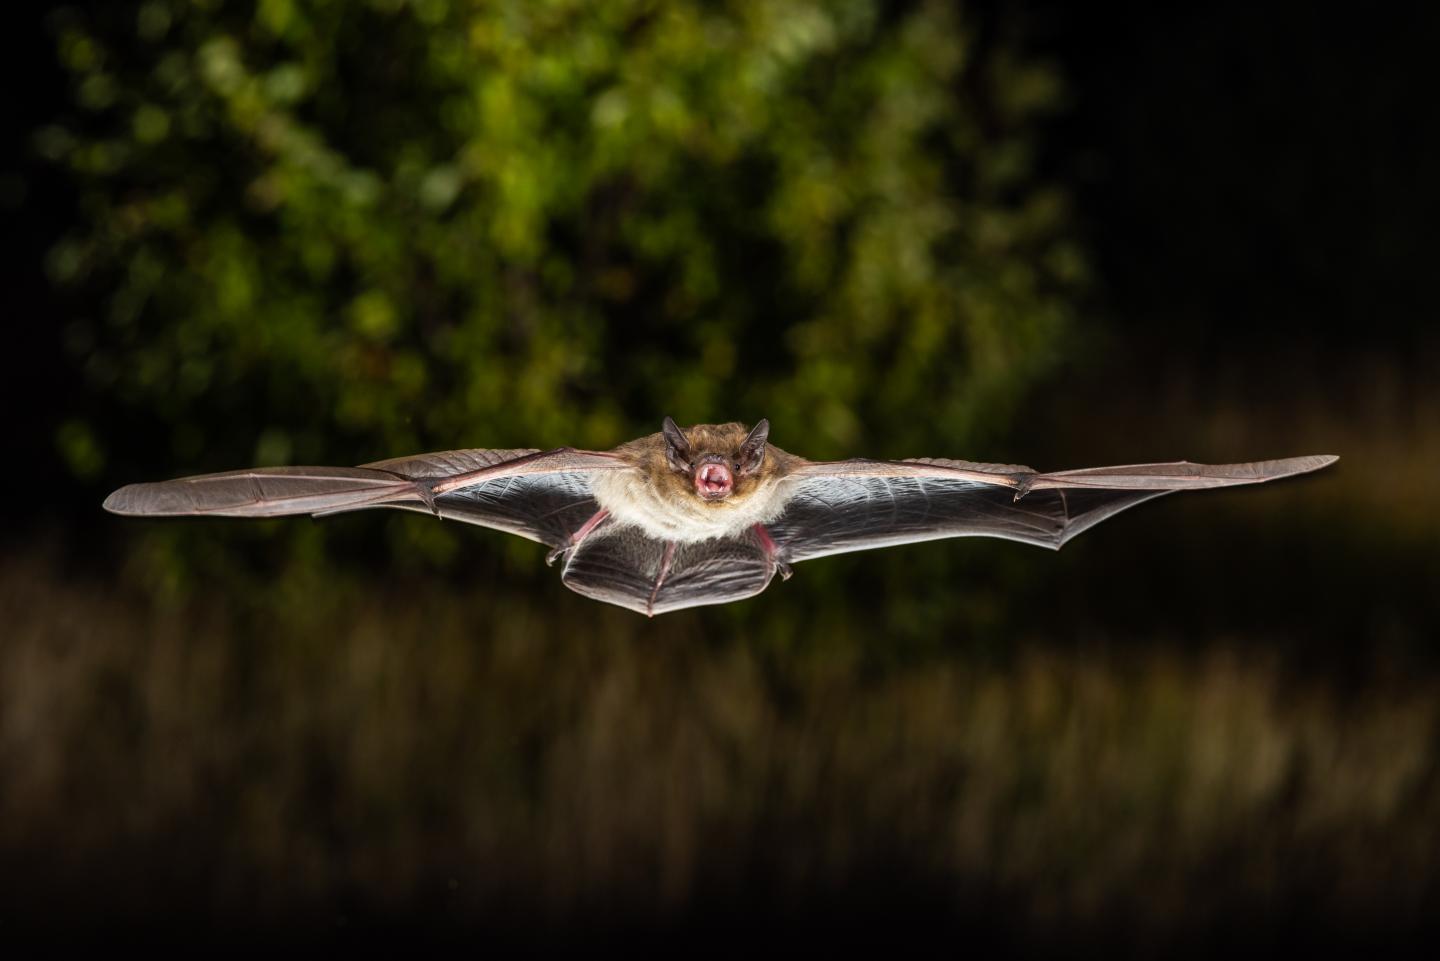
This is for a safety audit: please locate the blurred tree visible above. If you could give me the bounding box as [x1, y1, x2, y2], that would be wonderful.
[43, 0, 1083, 601]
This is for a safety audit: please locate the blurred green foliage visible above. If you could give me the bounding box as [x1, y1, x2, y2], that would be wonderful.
[44, 0, 1081, 593]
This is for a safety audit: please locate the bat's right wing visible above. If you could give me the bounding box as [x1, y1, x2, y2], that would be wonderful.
[768, 454, 1338, 562]
[103, 447, 629, 551]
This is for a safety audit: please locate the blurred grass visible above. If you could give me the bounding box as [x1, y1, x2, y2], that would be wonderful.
[3, 548, 1436, 939]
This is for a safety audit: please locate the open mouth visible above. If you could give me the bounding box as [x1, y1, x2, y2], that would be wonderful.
[695, 462, 733, 498]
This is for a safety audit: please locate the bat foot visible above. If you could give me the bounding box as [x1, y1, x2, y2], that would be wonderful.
[548, 509, 612, 568]
[751, 523, 791, 580]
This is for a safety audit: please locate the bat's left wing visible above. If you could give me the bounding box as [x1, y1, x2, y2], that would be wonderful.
[768, 454, 1338, 563]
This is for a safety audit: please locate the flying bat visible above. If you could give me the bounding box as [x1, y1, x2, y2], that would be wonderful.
[104, 419, 1337, 616]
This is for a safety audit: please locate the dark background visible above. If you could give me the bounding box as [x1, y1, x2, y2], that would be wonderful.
[2, 1, 1437, 951]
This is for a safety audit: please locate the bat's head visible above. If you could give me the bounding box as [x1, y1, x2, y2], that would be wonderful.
[661, 416, 770, 504]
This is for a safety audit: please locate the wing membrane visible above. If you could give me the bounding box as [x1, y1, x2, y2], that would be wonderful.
[103, 447, 625, 550]
[773, 454, 1336, 561]
[387, 472, 602, 548]
[561, 526, 775, 616]
[102, 466, 425, 517]
[360, 447, 623, 547]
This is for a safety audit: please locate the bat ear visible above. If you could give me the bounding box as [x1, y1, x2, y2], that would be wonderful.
[738, 418, 769, 474]
[662, 416, 692, 471]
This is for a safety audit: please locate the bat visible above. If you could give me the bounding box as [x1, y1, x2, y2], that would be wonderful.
[104, 418, 1337, 616]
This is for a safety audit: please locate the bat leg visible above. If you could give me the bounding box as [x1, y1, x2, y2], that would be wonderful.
[752, 523, 793, 581]
[545, 508, 611, 566]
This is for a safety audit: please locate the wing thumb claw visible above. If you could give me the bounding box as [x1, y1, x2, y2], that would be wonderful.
[414, 479, 440, 516]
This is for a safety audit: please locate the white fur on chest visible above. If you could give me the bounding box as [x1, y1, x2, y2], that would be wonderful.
[590, 469, 796, 543]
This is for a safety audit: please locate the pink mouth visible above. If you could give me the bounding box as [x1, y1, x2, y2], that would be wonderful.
[695, 462, 733, 498]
